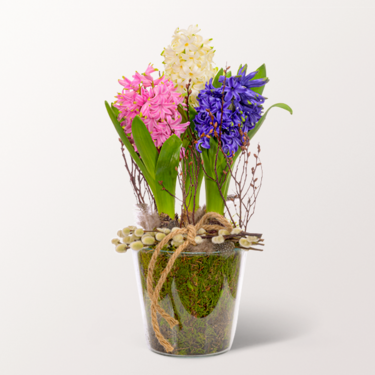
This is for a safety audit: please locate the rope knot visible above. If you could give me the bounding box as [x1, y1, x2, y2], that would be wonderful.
[186, 224, 197, 246]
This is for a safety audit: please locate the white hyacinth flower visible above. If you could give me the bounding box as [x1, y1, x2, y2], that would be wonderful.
[162, 25, 217, 106]
[212, 235, 224, 244]
[218, 229, 230, 236]
[130, 241, 143, 251]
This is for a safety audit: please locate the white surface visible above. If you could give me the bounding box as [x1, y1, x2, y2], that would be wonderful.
[1, 1, 375, 374]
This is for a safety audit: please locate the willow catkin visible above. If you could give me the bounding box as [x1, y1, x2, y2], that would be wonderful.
[239, 238, 251, 248]
[212, 235, 224, 244]
[115, 243, 128, 253]
[130, 241, 143, 250]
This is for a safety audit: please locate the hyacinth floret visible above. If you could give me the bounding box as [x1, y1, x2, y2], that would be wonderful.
[114, 64, 189, 150]
[194, 66, 268, 155]
[162, 25, 217, 106]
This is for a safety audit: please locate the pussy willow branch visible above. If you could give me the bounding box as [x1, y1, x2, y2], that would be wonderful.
[228, 143, 263, 230]
[119, 139, 156, 209]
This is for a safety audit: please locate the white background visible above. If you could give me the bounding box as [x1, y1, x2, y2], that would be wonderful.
[1, 1, 375, 374]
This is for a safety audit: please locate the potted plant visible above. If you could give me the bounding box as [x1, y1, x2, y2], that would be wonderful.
[105, 25, 292, 356]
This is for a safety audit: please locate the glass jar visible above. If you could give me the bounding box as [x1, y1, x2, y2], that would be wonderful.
[132, 248, 247, 357]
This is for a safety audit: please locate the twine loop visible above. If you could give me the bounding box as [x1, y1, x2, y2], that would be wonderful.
[145, 212, 233, 353]
[185, 224, 197, 246]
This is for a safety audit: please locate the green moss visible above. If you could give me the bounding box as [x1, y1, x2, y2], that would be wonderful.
[136, 248, 243, 356]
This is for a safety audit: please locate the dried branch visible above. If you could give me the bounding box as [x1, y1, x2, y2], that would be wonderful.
[119, 139, 156, 209]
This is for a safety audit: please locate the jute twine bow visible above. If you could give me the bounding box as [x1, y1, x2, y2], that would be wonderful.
[146, 212, 233, 353]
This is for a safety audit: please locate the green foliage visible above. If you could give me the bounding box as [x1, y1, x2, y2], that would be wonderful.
[105, 101, 151, 181]
[132, 116, 158, 179]
[155, 136, 182, 217]
[137, 249, 243, 355]
[105, 101, 182, 218]
[200, 63, 292, 215]
[180, 104, 203, 211]
[248, 102, 293, 139]
[251, 63, 267, 95]
[212, 68, 224, 88]
[201, 137, 230, 215]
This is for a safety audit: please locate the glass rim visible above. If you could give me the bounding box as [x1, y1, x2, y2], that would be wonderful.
[134, 247, 243, 256]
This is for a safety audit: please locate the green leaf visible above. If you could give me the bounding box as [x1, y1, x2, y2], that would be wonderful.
[155, 135, 182, 217]
[201, 137, 231, 215]
[132, 116, 159, 179]
[111, 103, 119, 117]
[178, 104, 188, 124]
[212, 68, 224, 88]
[251, 64, 267, 96]
[248, 103, 292, 142]
[233, 103, 293, 162]
[189, 104, 197, 123]
[104, 101, 151, 181]
[226, 71, 232, 78]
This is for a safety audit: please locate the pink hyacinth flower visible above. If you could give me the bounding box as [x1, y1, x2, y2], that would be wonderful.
[114, 64, 189, 155]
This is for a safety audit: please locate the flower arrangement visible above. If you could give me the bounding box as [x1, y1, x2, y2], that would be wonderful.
[105, 25, 292, 356]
